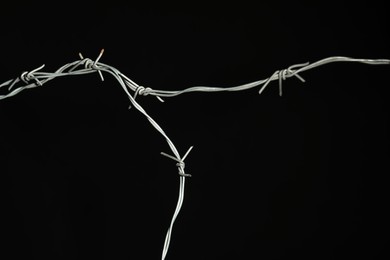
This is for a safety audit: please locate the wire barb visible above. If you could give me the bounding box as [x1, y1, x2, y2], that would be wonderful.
[8, 64, 46, 91]
[135, 85, 165, 102]
[128, 86, 152, 109]
[259, 62, 308, 96]
[161, 146, 194, 177]
[76, 49, 105, 81]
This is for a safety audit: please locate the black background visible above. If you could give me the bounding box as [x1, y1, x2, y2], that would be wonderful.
[0, 2, 389, 260]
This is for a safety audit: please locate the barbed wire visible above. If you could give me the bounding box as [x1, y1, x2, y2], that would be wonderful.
[1, 50, 389, 260]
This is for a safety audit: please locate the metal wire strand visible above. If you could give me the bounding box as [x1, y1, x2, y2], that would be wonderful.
[1, 51, 389, 260]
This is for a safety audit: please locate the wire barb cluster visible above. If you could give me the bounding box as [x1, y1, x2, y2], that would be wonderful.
[19, 64, 45, 87]
[1, 51, 389, 260]
[259, 62, 308, 96]
[161, 146, 194, 177]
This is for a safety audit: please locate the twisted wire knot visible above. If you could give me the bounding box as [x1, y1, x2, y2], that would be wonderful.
[20, 64, 45, 86]
[78, 49, 105, 81]
[161, 146, 194, 177]
[259, 62, 309, 96]
[129, 86, 152, 109]
[278, 68, 289, 81]
[82, 58, 95, 69]
[134, 86, 152, 97]
[176, 161, 188, 176]
[132, 85, 164, 103]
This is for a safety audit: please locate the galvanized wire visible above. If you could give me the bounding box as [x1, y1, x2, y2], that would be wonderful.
[1, 50, 389, 260]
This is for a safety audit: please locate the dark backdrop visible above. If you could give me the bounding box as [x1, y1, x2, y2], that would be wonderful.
[1, 2, 389, 260]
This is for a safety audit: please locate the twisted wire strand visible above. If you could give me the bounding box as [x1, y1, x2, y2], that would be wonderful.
[1, 52, 389, 260]
[143, 57, 389, 98]
[2, 56, 389, 101]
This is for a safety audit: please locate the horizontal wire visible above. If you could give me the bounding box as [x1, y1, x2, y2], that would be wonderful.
[2, 56, 389, 101]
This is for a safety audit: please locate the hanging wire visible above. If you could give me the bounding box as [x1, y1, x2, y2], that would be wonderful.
[1, 51, 389, 260]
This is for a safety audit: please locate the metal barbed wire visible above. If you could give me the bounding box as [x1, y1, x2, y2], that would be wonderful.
[1, 50, 389, 260]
